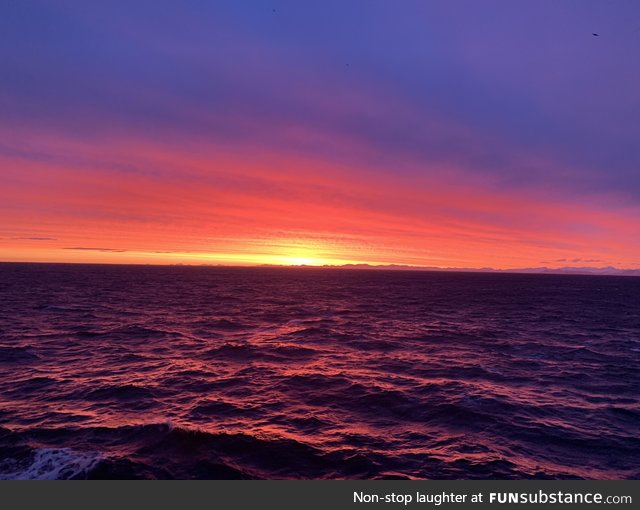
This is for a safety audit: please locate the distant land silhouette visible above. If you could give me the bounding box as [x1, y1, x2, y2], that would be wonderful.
[257, 263, 640, 277]
[2, 261, 638, 276]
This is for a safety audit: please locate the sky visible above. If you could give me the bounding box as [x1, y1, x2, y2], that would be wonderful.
[1, 0, 639, 268]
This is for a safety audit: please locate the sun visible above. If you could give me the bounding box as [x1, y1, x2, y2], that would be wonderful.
[274, 241, 326, 266]
[285, 256, 317, 266]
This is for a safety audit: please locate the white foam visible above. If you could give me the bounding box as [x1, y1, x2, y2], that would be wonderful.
[0, 448, 102, 480]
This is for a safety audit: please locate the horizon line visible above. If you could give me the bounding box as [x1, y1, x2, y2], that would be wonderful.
[1, 260, 639, 277]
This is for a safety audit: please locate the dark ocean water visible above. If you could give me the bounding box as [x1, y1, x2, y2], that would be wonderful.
[0, 263, 639, 479]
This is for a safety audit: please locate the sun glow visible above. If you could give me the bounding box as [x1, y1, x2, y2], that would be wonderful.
[0, 235, 380, 267]
[282, 256, 318, 266]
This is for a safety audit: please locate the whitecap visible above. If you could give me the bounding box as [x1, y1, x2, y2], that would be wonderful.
[0, 448, 102, 480]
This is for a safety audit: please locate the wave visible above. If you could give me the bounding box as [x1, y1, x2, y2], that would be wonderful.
[74, 325, 186, 341]
[86, 384, 158, 402]
[194, 319, 251, 331]
[202, 343, 318, 362]
[0, 346, 40, 363]
[0, 447, 102, 480]
[0, 423, 340, 479]
[202, 343, 273, 361]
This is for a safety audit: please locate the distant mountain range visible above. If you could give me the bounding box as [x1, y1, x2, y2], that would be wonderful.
[309, 264, 640, 276]
[4, 261, 638, 275]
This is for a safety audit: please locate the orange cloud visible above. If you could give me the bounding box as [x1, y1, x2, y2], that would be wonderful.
[1, 131, 639, 269]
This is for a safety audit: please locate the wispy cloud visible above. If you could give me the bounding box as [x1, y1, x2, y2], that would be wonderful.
[64, 247, 128, 253]
[12, 237, 57, 241]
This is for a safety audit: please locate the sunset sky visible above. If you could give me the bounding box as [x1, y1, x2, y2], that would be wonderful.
[1, 0, 639, 268]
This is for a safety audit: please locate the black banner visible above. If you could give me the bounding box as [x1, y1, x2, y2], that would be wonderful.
[1, 481, 637, 510]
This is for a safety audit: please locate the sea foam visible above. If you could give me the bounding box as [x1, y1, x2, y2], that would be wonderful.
[0, 448, 102, 480]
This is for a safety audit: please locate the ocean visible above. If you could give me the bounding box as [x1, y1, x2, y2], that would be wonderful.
[0, 263, 638, 479]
